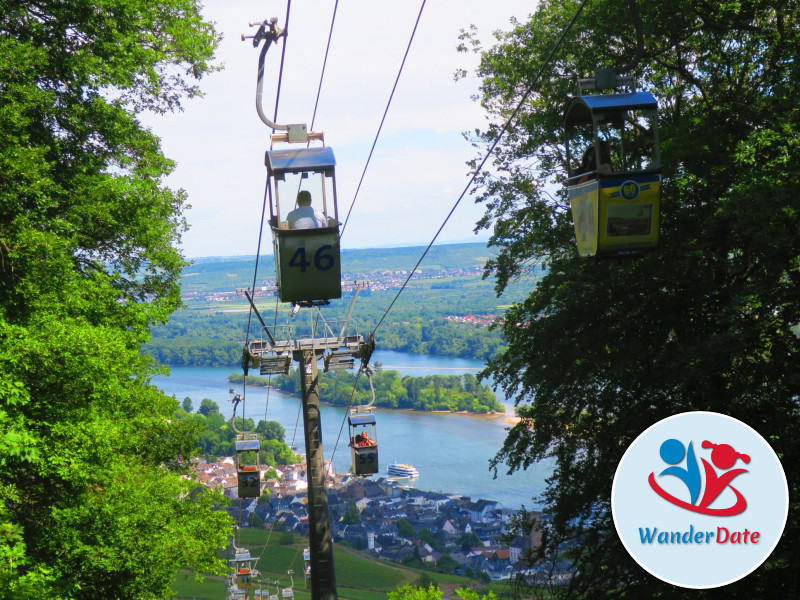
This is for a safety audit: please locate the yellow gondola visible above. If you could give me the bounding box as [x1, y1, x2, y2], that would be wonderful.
[565, 70, 661, 257]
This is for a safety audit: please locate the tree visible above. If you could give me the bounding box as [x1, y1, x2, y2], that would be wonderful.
[199, 398, 220, 417]
[261, 439, 301, 466]
[279, 531, 295, 546]
[342, 502, 361, 525]
[182, 397, 194, 413]
[435, 554, 458, 574]
[247, 512, 263, 529]
[388, 584, 497, 600]
[256, 419, 286, 441]
[0, 1, 228, 598]
[459, 531, 481, 553]
[466, 0, 800, 597]
[418, 528, 444, 551]
[396, 518, 416, 539]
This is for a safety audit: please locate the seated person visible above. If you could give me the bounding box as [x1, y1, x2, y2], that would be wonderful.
[287, 190, 327, 229]
[358, 430, 375, 446]
[352, 433, 363, 447]
[576, 140, 612, 184]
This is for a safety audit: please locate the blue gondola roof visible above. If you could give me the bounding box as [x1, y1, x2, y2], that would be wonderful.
[348, 414, 376, 426]
[565, 91, 658, 126]
[265, 146, 336, 175]
[235, 439, 260, 452]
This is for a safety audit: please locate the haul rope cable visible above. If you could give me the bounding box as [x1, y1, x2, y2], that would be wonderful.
[370, 0, 591, 337]
[237, 0, 292, 567]
[326, 0, 590, 467]
[242, 0, 292, 431]
[319, 0, 428, 467]
[310, 0, 338, 132]
[340, 0, 427, 238]
[272, 0, 291, 125]
[261, 0, 338, 454]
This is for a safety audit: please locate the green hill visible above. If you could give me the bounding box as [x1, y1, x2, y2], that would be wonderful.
[146, 241, 539, 366]
[179, 242, 497, 293]
[172, 531, 487, 600]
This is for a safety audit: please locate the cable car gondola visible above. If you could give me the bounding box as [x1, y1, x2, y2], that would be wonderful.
[243, 17, 342, 306]
[348, 410, 379, 476]
[565, 69, 661, 257]
[266, 146, 342, 305]
[235, 435, 262, 499]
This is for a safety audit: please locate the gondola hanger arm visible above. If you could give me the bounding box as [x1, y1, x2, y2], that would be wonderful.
[242, 17, 319, 143]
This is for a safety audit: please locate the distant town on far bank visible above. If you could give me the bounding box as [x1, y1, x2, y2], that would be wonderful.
[145, 242, 540, 367]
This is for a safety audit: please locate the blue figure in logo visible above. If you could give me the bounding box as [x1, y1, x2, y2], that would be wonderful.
[658, 438, 701, 505]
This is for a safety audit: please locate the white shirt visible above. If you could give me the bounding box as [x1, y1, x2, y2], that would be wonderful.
[287, 206, 327, 229]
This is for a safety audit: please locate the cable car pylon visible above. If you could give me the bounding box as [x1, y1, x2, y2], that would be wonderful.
[240, 16, 374, 598]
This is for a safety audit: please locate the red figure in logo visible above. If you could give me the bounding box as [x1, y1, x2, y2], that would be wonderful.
[648, 439, 750, 516]
[697, 440, 750, 512]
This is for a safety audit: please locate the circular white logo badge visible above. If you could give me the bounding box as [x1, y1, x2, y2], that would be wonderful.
[612, 411, 788, 588]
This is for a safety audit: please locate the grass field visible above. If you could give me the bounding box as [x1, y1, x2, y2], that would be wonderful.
[171, 530, 492, 600]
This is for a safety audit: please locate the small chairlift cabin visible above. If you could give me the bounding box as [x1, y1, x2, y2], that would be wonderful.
[348, 410, 378, 476]
[235, 435, 262, 499]
[281, 570, 295, 599]
[565, 69, 661, 257]
[229, 546, 259, 596]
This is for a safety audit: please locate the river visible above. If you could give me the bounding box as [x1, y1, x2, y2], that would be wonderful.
[153, 350, 552, 510]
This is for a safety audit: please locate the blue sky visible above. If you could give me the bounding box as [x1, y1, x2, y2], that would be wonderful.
[145, 0, 534, 258]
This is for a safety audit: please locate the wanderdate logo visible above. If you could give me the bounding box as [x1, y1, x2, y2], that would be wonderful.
[649, 438, 750, 516]
[612, 412, 788, 588]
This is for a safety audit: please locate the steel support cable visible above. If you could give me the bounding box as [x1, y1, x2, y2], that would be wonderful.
[370, 0, 590, 337]
[244, 0, 291, 427]
[241, 174, 271, 429]
[273, 0, 292, 125]
[260, 292, 283, 426]
[329, 368, 364, 467]
[290, 0, 339, 212]
[340, 0, 427, 238]
[310, 0, 338, 131]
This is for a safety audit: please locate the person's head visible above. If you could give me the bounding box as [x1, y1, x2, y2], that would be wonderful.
[297, 190, 312, 206]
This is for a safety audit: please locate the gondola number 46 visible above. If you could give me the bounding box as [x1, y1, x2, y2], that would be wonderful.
[289, 244, 335, 271]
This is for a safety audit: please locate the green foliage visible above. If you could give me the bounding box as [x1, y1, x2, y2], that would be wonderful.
[397, 519, 416, 539]
[459, 531, 481, 553]
[391, 583, 441, 600]
[389, 583, 496, 600]
[142, 243, 534, 367]
[278, 531, 295, 546]
[256, 419, 286, 441]
[199, 398, 220, 416]
[418, 528, 444, 552]
[233, 369, 504, 414]
[0, 1, 228, 596]
[468, 0, 800, 597]
[434, 554, 459, 574]
[172, 406, 298, 466]
[342, 502, 361, 525]
[247, 512, 263, 529]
